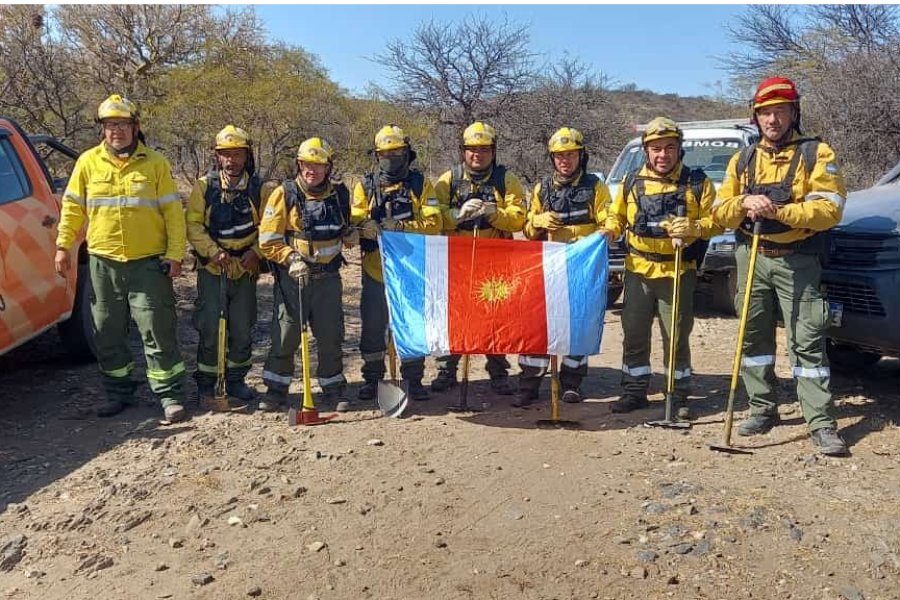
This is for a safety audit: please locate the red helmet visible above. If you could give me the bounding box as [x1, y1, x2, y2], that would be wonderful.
[752, 76, 800, 110]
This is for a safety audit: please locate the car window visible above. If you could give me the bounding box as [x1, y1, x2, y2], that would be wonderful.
[607, 137, 748, 185]
[0, 138, 31, 205]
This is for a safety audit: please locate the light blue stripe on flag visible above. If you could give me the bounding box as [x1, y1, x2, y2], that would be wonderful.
[565, 233, 608, 355]
[380, 231, 429, 359]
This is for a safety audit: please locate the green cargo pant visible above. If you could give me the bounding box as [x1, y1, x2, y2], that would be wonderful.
[517, 355, 588, 392]
[620, 268, 697, 400]
[89, 254, 186, 407]
[733, 244, 834, 432]
[192, 269, 257, 387]
[436, 354, 510, 380]
[262, 266, 345, 395]
[359, 271, 425, 383]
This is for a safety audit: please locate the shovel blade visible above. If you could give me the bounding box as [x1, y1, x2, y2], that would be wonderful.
[644, 419, 692, 430]
[535, 418, 581, 430]
[376, 381, 408, 418]
[707, 441, 754, 455]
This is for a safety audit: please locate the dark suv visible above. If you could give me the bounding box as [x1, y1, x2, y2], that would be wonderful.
[821, 161, 900, 368]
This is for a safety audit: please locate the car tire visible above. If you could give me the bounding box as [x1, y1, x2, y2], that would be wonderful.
[58, 262, 96, 363]
[711, 270, 737, 316]
[826, 341, 881, 371]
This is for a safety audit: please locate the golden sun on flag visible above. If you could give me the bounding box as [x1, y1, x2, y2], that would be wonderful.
[477, 276, 515, 305]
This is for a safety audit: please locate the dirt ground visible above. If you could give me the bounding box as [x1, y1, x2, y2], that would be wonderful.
[1, 260, 899, 600]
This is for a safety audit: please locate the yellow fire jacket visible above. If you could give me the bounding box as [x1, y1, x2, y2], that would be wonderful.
[57, 141, 185, 262]
[186, 171, 263, 278]
[712, 132, 847, 244]
[350, 176, 442, 282]
[605, 163, 721, 279]
[524, 172, 612, 243]
[433, 165, 527, 237]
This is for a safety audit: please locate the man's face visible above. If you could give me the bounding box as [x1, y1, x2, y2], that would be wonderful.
[552, 150, 581, 177]
[102, 118, 137, 150]
[464, 145, 493, 170]
[756, 103, 795, 143]
[299, 160, 328, 187]
[216, 148, 247, 178]
[645, 138, 679, 175]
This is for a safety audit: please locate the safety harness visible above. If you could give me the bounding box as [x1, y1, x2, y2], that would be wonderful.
[360, 170, 425, 252]
[449, 163, 507, 231]
[282, 179, 350, 272]
[201, 169, 261, 262]
[539, 172, 600, 226]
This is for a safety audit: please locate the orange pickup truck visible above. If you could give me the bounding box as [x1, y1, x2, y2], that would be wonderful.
[0, 117, 93, 360]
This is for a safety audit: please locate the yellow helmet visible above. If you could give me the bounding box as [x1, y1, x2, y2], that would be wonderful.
[215, 125, 251, 150]
[548, 127, 584, 153]
[463, 121, 496, 147]
[297, 137, 334, 164]
[642, 117, 683, 145]
[97, 94, 138, 121]
[374, 125, 408, 152]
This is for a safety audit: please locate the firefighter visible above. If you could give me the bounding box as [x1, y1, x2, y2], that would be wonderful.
[257, 138, 356, 412]
[605, 117, 721, 419]
[351, 125, 442, 402]
[186, 125, 263, 406]
[516, 126, 612, 407]
[431, 121, 527, 396]
[711, 76, 848, 456]
[54, 94, 188, 422]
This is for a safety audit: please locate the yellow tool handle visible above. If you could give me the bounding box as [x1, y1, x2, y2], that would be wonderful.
[300, 324, 315, 411]
[550, 355, 561, 421]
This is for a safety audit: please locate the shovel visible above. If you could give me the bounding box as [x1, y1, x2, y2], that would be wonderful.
[376, 331, 409, 418]
[288, 272, 337, 426]
[201, 268, 247, 413]
[708, 221, 761, 455]
[646, 207, 689, 430]
[536, 356, 580, 429]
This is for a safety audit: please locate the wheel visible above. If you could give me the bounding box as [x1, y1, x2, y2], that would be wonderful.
[826, 340, 881, 371]
[606, 284, 624, 310]
[58, 262, 97, 363]
[711, 270, 737, 316]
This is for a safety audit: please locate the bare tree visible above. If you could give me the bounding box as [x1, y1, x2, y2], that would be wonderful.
[374, 15, 535, 132]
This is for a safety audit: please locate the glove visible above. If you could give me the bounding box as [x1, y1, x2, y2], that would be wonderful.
[343, 227, 360, 248]
[481, 202, 497, 218]
[532, 211, 563, 231]
[359, 219, 380, 240]
[381, 218, 403, 232]
[664, 216, 701, 239]
[457, 198, 485, 222]
[287, 253, 309, 281]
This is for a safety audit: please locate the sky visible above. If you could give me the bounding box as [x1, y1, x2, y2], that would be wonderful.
[247, 4, 749, 99]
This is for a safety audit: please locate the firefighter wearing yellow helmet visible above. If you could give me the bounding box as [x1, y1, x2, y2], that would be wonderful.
[604, 117, 720, 419]
[430, 121, 527, 396]
[350, 125, 442, 403]
[54, 94, 188, 422]
[257, 137, 355, 412]
[186, 125, 264, 408]
[712, 76, 849, 456]
[516, 126, 613, 407]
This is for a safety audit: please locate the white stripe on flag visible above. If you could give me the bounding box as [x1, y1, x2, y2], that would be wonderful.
[424, 236, 450, 355]
[543, 241, 570, 355]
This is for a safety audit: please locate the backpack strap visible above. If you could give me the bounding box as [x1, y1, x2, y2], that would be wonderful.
[797, 138, 821, 175]
[622, 169, 638, 202]
[540, 175, 554, 211]
[407, 169, 425, 200]
[203, 168, 221, 206]
[490, 164, 507, 198]
[449, 164, 464, 206]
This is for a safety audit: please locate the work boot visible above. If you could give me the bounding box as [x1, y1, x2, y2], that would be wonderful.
[258, 390, 287, 412]
[96, 399, 130, 418]
[810, 427, 849, 456]
[407, 380, 429, 401]
[737, 413, 781, 436]
[490, 376, 514, 396]
[163, 404, 187, 423]
[512, 386, 539, 408]
[609, 395, 649, 413]
[324, 386, 351, 413]
[226, 380, 255, 402]
[561, 387, 583, 403]
[358, 380, 379, 402]
[431, 370, 458, 393]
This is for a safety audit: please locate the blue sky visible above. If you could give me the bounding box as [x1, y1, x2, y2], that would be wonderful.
[248, 4, 748, 99]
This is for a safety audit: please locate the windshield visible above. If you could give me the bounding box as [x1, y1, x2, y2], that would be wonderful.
[607, 138, 747, 184]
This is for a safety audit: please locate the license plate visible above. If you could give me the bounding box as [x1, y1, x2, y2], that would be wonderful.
[828, 301, 843, 327]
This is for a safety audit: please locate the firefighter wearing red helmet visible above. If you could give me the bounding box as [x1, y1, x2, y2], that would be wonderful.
[711, 76, 849, 456]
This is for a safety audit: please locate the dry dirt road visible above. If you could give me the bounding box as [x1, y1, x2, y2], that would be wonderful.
[1, 263, 899, 600]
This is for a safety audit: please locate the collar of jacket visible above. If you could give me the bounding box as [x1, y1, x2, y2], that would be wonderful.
[101, 140, 148, 164]
[758, 131, 800, 154]
[220, 170, 249, 191]
[552, 168, 584, 187]
[639, 162, 684, 182]
[296, 175, 333, 199]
